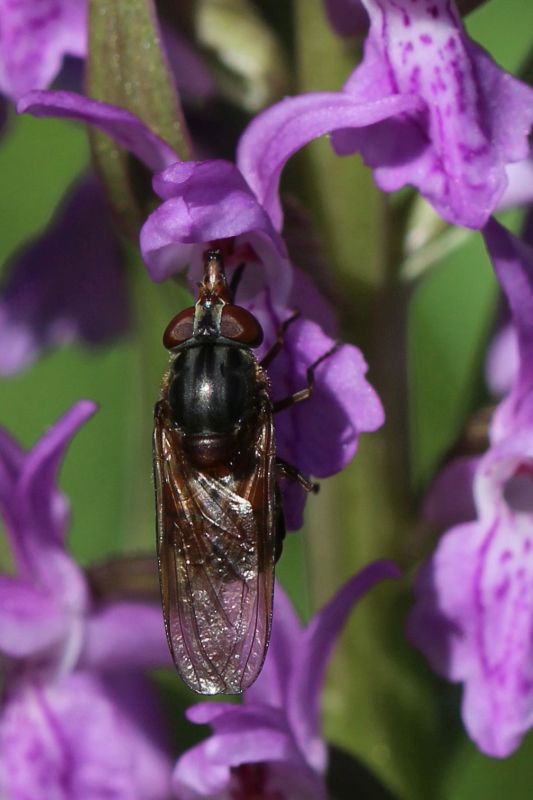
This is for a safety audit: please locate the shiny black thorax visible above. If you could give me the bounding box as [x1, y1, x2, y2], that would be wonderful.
[168, 343, 259, 437]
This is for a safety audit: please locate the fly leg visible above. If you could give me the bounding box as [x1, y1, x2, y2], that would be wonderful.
[276, 458, 319, 494]
[260, 311, 301, 369]
[272, 344, 339, 413]
[274, 486, 286, 563]
[273, 342, 340, 502]
[229, 262, 246, 301]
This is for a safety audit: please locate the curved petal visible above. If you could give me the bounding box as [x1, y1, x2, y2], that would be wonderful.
[0, 577, 66, 657]
[0, 178, 129, 376]
[141, 161, 285, 280]
[141, 160, 292, 303]
[82, 602, 171, 670]
[17, 401, 96, 547]
[0, 1, 87, 101]
[288, 561, 400, 770]
[237, 92, 422, 229]
[483, 220, 533, 440]
[0, 429, 24, 540]
[245, 582, 304, 708]
[18, 90, 177, 171]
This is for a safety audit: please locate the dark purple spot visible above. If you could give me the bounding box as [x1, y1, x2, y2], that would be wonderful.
[420, 34, 433, 45]
[402, 41, 415, 65]
[500, 550, 513, 563]
[524, 539, 532, 554]
[494, 577, 510, 600]
[458, 142, 490, 163]
[447, 36, 457, 51]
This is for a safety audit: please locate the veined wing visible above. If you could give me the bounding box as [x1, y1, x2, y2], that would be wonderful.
[153, 400, 276, 694]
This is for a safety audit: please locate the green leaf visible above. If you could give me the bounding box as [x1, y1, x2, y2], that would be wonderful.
[409, 236, 498, 488]
[87, 0, 190, 238]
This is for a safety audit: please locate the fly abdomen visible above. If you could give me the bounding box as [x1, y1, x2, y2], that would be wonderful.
[169, 344, 258, 436]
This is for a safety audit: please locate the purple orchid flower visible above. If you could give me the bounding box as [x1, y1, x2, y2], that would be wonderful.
[238, 0, 533, 230]
[0, 0, 88, 102]
[408, 219, 533, 757]
[173, 561, 400, 799]
[0, 401, 173, 798]
[0, 178, 129, 375]
[19, 90, 384, 529]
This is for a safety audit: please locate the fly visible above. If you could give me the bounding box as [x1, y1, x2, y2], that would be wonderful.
[153, 248, 336, 694]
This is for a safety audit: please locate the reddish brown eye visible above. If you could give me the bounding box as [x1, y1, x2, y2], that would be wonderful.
[220, 304, 264, 347]
[163, 307, 195, 349]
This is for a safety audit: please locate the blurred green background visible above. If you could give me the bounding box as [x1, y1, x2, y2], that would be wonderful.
[1, 1, 533, 798]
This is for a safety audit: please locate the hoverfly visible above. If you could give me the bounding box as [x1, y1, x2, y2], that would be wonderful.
[154, 248, 334, 694]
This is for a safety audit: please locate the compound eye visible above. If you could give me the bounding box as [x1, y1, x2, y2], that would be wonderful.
[163, 307, 195, 349]
[220, 304, 264, 347]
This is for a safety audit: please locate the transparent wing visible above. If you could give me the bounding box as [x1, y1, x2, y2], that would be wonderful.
[153, 400, 276, 695]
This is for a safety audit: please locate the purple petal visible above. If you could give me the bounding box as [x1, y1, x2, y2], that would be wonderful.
[335, 1, 533, 228]
[81, 602, 171, 670]
[173, 721, 301, 800]
[249, 298, 383, 529]
[482, 220, 533, 439]
[237, 92, 422, 230]
[323, 0, 368, 36]
[0, 178, 129, 375]
[409, 433, 533, 757]
[483, 219, 533, 365]
[0, 672, 172, 800]
[0, 428, 24, 536]
[18, 90, 177, 171]
[186, 702, 241, 725]
[423, 455, 480, 531]
[19, 401, 96, 542]
[6, 401, 96, 591]
[245, 582, 304, 708]
[288, 561, 400, 769]
[0, 577, 66, 658]
[141, 160, 292, 303]
[162, 26, 216, 102]
[486, 321, 519, 399]
[499, 158, 533, 211]
[0, 1, 87, 101]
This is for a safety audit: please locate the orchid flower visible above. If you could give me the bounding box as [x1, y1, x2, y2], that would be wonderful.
[0, 0, 88, 102]
[174, 561, 400, 799]
[238, 0, 533, 230]
[408, 219, 533, 757]
[0, 179, 129, 375]
[0, 401, 173, 798]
